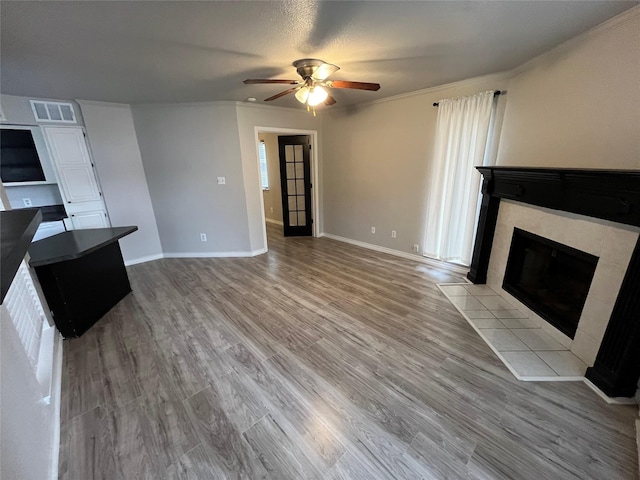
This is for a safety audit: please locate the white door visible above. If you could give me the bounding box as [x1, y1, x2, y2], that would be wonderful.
[70, 210, 109, 229]
[43, 127, 102, 203]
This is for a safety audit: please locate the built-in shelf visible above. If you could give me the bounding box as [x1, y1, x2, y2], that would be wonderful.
[3, 181, 58, 187]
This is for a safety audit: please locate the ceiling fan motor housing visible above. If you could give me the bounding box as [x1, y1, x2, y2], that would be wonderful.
[293, 58, 326, 79]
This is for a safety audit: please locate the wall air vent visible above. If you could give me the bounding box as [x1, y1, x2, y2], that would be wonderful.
[30, 100, 76, 124]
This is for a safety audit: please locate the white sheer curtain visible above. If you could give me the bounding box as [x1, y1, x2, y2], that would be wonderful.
[424, 90, 495, 266]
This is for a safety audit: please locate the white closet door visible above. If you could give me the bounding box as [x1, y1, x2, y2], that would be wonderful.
[43, 127, 102, 203]
[70, 210, 109, 229]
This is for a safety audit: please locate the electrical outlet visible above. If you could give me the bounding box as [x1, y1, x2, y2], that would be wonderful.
[391, 230, 397, 238]
[217, 177, 226, 185]
[371, 226, 376, 234]
[270, 207, 273, 213]
[200, 233, 207, 242]
[413, 244, 420, 253]
[22, 198, 32, 207]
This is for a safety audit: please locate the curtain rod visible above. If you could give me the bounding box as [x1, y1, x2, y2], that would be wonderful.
[432, 90, 502, 107]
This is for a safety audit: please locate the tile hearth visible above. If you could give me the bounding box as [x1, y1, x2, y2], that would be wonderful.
[438, 283, 588, 380]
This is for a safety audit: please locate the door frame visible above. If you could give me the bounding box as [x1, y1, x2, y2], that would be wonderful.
[254, 126, 319, 246]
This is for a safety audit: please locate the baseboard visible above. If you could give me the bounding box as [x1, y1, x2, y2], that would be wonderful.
[49, 331, 63, 480]
[636, 417, 640, 477]
[163, 251, 259, 258]
[320, 232, 469, 275]
[583, 378, 639, 405]
[124, 253, 164, 266]
[124, 249, 268, 264]
[265, 218, 284, 226]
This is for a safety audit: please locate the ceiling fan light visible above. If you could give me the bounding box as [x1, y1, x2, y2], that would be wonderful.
[307, 86, 328, 106]
[295, 88, 309, 104]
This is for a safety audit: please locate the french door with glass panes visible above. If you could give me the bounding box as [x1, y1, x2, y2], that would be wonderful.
[278, 135, 312, 236]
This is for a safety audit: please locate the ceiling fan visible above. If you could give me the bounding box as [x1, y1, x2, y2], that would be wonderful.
[244, 59, 380, 113]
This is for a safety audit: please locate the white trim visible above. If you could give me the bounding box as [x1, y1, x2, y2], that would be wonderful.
[509, 4, 640, 79]
[76, 99, 131, 108]
[30, 100, 77, 124]
[49, 331, 63, 480]
[321, 232, 469, 275]
[314, 5, 640, 114]
[324, 71, 511, 111]
[163, 250, 264, 259]
[583, 379, 639, 406]
[124, 253, 164, 266]
[129, 100, 305, 114]
[123, 248, 270, 266]
[265, 218, 284, 226]
[234, 101, 311, 113]
[254, 126, 320, 248]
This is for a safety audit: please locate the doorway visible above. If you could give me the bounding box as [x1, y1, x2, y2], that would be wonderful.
[278, 135, 312, 237]
[255, 127, 319, 248]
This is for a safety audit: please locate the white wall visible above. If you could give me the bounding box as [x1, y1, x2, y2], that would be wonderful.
[235, 103, 322, 252]
[1, 320, 54, 480]
[259, 132, 283, 224]
[4, 184, 62, 209]
[131, 102, 252, 255]
[321, 74, 508, 255]
[78, 101, 163, 264]
[320, 8, 640, 256]
[497, 9, 640, 169]
[1, 286, 62, 480]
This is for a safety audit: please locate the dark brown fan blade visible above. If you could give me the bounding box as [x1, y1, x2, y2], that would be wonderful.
[264, 87, 299, 102]
[325, 94, 337, 106]
[327, 80, 380, 91]
[243, 79, 299, 85]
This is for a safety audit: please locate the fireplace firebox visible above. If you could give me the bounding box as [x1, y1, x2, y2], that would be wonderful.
[502, 228, 598, 339]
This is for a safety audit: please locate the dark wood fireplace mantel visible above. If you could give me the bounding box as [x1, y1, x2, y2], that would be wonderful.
[468, 167, 640, 398]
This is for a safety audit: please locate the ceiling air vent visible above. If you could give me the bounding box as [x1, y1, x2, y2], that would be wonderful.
[30, 100, 76, 124]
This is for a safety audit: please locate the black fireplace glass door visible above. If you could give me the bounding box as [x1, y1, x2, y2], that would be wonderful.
[502, 228, 599, 339]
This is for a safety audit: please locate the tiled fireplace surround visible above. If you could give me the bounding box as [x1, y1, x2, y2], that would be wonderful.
[485, 201, 638, 368]
[463, 167, 640, 399]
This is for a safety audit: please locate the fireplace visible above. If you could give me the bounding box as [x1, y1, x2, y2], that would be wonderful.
[503, 228, 598, 339]
[468, 167, 640, 398]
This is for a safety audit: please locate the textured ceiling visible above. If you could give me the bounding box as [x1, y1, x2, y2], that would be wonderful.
[1, 1, 637, 108]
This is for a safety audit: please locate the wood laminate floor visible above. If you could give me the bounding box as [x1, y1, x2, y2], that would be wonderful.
[59, 224, 638, 479]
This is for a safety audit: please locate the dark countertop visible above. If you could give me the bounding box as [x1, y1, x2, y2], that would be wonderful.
[1, 208, 42, 303]
[28, 226, 138, 267]
[13, 204, 67, 222]
[39, 204, 68, 222]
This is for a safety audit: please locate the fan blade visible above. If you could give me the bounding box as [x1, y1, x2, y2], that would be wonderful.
[243, 79, 299, 85]
[327, 80, 380, 91]
[311, 63, 340, 81]
[325, 94, 337, 106]
[264, 87, 299, 102]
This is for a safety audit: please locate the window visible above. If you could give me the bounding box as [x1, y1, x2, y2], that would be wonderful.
[424, 90, 497, 265]
[258, 141, 269, 190]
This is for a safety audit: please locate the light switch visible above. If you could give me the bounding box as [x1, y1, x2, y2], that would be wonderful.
[217, 177, 226, 185]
